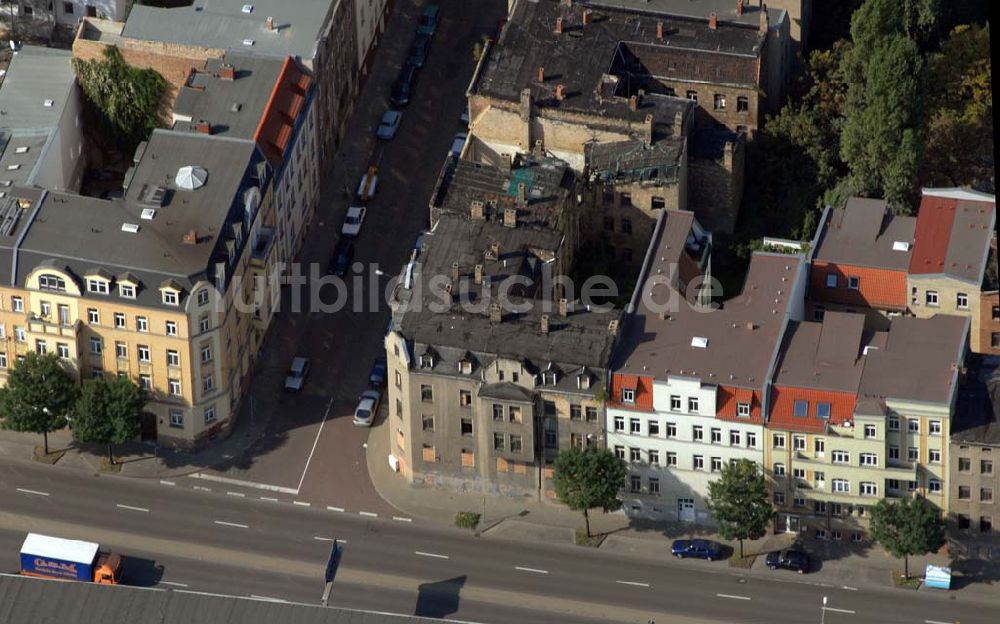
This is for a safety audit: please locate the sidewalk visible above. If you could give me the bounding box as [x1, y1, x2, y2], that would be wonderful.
[365, 421, 1000, 605]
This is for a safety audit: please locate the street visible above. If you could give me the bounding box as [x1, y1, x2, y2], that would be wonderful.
[0, 458, 990, 624]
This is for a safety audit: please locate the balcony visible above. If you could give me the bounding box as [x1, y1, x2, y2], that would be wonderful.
[26, 314, 79, 338]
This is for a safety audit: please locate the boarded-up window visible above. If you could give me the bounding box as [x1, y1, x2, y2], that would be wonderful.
[422, 444, 436, 463]
[513, 462, 528, 475]
[496, 457, 509, 473]
[543, 467, 555, 479]
[461, 449, 475, 468]
[396, 429, 405, 450]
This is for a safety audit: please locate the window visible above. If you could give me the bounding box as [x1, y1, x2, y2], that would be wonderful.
[629, 475, 641, 493]
[461, 418, 473, 436]
[38, 274, 67, 291]
[959, 457, 971, 472]
[622, 388, 635, 404]
[982, 488, 994, 503]
[199, 316, 210, 333]
[794, 496, 806, 508]
[204, 405, 216, 425]
[730, 430, 741, 446]
[847, 276, 860, 290]
[544, 429, 557, 448]
[688, 397, 699, 413]
[813, 305, 826, 321]
[889, 446, 900, 461]
[711, 428, 722, 444]
[197, 289, 210, 306]
[119, 283, 136, 299]
[858, 453, 877, 467]
[773, 491, 785, 505]
[89, 337, 102, 354]
[981, 517, 993, 533]
[983, 460, 994, 475]
[928, 479, 942, 494]
[586, 406, 598, 422]
[461, 449, 475, 468]
[994, 332, 1000, 349]
[14, 326, 25, 343]
[420, 385, 433, 402]
[86, 279, 110, 295]
[58, 305, 70, 326]
[772, 433, 786, 449]
[57, 343, 69, 358]
[138, 374, 151, 390]
[908, 419, 919, 433]
[926, 290, 939, 306]
[162, 290, 179, 306]
[630, 418, 641, 434]
[693, 426, 703, 442]
[957, 292, 969, 309]
[459, 390, 472, 407]
[746, 432, 757, 448]
[956, 514, 971, 530]
[825, 274, 838, 288]
[711, 457, 722, 472]
[929, 420, 941, 436]
[864, 424, 877, 439]
[169, 410, 184, 428]
[833, 479, 850, 493]
[666, 452, 677, 467]
[621, 218, 632, 234]
[614, 416, 625, 432]
[832, 450, 849, 464]
[168, 379, 182, 396]
[773, 463, 786, 477]
[35, 340, 47, 355]
[630, 447, 642, 462]
[737, 402, 751, 418]
[792, 400, 808, 418]
[422, 414, 435, 432]
[670, 395, 681, 411]
[166, 350, 180, 367]
[114, 312, 126, 328]
[814, 472, 825, 488]
[958, 486, 971, 500]
[928, 449, 941, 463]
[567, 404, 581, 421]
[115, 342, 127, 359]
[793, 468, 805, 480]
[713, 93, 726, 110]
[165, 321, 177, 336]
[136, 316, 148, 332]
[201, 345, 213, 363]
[666, 422, 677, 438]
[88, 308, 100, 324]
[685, 90, 698, 102]
[614, 446, 625, 460]
[493, 433, 505, 451]
[648, 449, 660, 466]
[603, 216, 614, 231]
[693, 455, 704, 470]
[816, 403, 831, 420]
[815, 529, 827, 540]
[649, 477, 660, 495]
[888, 416, 900, 431]
[504, 404, 520, 422]
[736, 96, 749, 112]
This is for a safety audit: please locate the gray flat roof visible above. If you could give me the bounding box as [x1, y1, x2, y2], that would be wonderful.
[0, 574, 447, 624]
[773, 312, 885, 393]
[0, 133, 50, 187]
[123, 0, 334, 61]
[173, 55, 286, 140]
[812, 197, 915, 271]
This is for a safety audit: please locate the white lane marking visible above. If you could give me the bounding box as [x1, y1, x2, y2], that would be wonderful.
[16, 488, 49, 497]
[260, 497, 279, 502]
[822, 607, 856, 615]
[327, 506, 345, 512]
[415, 551, 449, 560]
[227, 491, 246, 498]
[359, 511, 378, 517]
[188, 472, 297, 495]
[295, 397, 334, 493]
[717, 594, 751, 601]
[924, 620, 952, 624]
[615, 580, 650, 588]
[160, 581, 189, 588]
[193, 486, 212, 492]
[842, 586, 858, 591]
[250, 595, 287, 603]
[336, 539, 348, 544]
[214, 520, 249, 529]
[314, 536, 334, 542]
[293, 501, 310, 507]
[116, 504, 150, 513]
[393, 516, 413, 522]
[159, 480, 176, 486]
[515, 566, 549, 575]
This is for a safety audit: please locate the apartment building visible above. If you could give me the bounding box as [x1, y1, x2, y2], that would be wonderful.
[907, 189, 998, 355]
[607, 208, 807, 522]
[1, 130, 277, 449]
[354, 0, 392, 79]
[387, 155, 620, 497]
[15, 0, 129, 27]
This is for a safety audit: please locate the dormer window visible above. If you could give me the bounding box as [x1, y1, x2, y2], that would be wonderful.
[577, 374, 591, 390]
[119, 284, 136, 299]
[543, 371, 558, 386]
[458, 360, 472, 374]
[420, 354, 434, 369]
[737, 402, 751, 418]
[622, 388, 635, 404]
[86, 279, 110, 295]
[162, 290, 179, 306]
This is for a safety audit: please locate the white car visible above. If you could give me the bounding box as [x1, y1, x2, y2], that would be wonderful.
[341, 206, 366, 238]
[353, 390, 382, 427]
[356, 169, 378, 201]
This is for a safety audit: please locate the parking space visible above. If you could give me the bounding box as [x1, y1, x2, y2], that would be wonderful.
[187, 0, 507, 513]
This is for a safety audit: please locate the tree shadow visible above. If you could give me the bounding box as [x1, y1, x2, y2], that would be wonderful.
[949, 548, 1000, 590]
[414, 575, 466, 619]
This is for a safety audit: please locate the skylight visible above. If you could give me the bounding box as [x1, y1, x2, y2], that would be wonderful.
[141, 208, 156, 220]
[121, 223, 140, 234]
[892, 241, 910, 252]
[691, 336, 709, 349]
[242, 39, 255, 46]
[242, 4, 254, 14]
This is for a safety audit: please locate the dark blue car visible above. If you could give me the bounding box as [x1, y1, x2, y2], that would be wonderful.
[369, 357, 388, 387]
[671, 539, 723, 561]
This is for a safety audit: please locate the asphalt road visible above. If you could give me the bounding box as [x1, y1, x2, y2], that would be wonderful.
[0, 459, 992, 624]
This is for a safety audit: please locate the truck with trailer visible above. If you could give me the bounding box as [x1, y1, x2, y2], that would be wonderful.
[19, 533, 123, 584]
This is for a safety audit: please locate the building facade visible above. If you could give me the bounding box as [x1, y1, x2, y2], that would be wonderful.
[950, 397, 999, 559]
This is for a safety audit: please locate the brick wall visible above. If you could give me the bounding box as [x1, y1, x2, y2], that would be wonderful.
[687, 139, 744, 234]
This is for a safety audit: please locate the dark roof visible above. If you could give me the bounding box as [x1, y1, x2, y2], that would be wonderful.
[774, 312, 886, 393]
[583, 0, 787, 26]
[858, 315, 969, 405]
[0, 574, 442, 624]
[688, 128, 741, 160]
[908, 188, 996, 284]
[586, 139, 683, 185]
[812, 197, 916, 271]
[952, 358, 1000, 446]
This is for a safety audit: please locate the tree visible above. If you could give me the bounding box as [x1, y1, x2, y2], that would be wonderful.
[71, 375, 146, 465]
[552, 446, 627, 537]
[72, 46, 167, 154]
[0, 353, 77, 454]
[706, 459, 773, 558]
[869, 497, 945, 579]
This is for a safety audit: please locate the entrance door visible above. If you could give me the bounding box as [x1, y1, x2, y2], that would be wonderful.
[140, 411, 157, 442]
[678, 498, 695, 522]
[777, 514, 801, 533]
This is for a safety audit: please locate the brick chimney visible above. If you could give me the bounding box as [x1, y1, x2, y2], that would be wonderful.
[656, 21, 664, 40]
[194, 119, 211, 134]
[628, 95, 638, 112]
[673, 110, 684, 138]
[540, 314, 550, 334]
[500, 153, 512, 171]
[218, 63, 236, 80]
[517, 182, 527, 204]
[555, 17, 563, 34]
[555, 84, 565, 101]
[582, 9, 591, 26]
[503, 206, 517, 228]
[537, 66, 545, 83]
[470, 200, 485, 220]
[736, 0, 745, 16]
[558, 298, 569, 317]
[474, 264, 484, 285]
[266, 16, 274, 31]
[489, 241, 500, 259]
[183, 229, 198, 245]
[489, 302, 503, 325]
[708, 13, 718, 30]
[451, 261, 460, 283]
[760, 4, 769, 33]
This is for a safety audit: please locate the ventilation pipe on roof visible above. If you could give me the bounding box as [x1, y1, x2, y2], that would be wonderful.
[451, 261, 460, 283]
[474, 264, 484, 285]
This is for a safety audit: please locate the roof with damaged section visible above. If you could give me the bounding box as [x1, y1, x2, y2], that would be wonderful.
[812, 197, 916, 271]
[586, 138, 683, 186]
[908, 188, 996, 284]
[583, 0, 787, 27]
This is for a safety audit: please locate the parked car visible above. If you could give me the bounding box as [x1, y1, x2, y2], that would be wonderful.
[671, 539, 723, 561]
[353, 390, 382, 427]
[368, 357, 388, 387]
[328, 239, 354, 277]
[341, 206, 367, 237]
[357, 167, 378, 201]
[416, 4, 439, 37]
[376, 110, 402, 140]
[408, 34, 431, 68]
[449, 133, 467, 158]
[284, 357, 310, 392]
[390, 64, 418, 107]
[765, 549, 810, 574]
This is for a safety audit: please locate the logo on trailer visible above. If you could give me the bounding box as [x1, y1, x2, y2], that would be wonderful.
[34, 558, 79, 577]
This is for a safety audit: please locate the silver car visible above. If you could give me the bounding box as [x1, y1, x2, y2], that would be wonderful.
[284, 357, 310, 392]
[353, 390, 382, 427]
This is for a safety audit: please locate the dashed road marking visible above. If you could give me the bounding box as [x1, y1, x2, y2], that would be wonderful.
[327, 506, 345, 512]
[16, 488, 49, 497]
[214, 520, 249, 529]
[393, 516, 413, 522]
[193, 486, 212, 492]
[823, 607, 856, 615]
[227, 491, 246, 498]
[293, 501, 311, 507]
[924, 620, 953, 624]
[314, 536, 335, 542]
[159, 480, 176, 486]
[717, 594, 751, 601]
[615, 580, 650, 588]
[415, 551, 449, 560]
[842, 586, 858, 591]
[260, 497, 279, 502]
[359, 511, 378, 518]
[160, 581, 188, 588]
[116, 504, 150, 513]
[250, 595, 287, 603]
[515, 566, 549, 575]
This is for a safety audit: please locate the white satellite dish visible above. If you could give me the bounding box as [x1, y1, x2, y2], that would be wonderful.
[176, 165, 208, 190]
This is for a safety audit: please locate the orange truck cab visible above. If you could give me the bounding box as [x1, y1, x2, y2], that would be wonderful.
[19, 533, 123, 584]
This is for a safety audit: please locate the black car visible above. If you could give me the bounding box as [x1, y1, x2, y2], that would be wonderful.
[390, 64, 418, 107]
[328, 240, 354, 277]
[765, 549, 810, 574]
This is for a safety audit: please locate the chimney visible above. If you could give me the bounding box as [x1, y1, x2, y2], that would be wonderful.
[537, 66, 545, 83]
[760, 4, 769, 33]
[500, 153, 512, 171]
[443, 282, 454, 306]
[490, 241, 500, 259]
[555, 17, 563, 34]
[736, 0, 745, 16]
[555, 84, 565, 101]
[582, 9, 591, 26]
[218, 63, 235, 80]
[709, 13, 718, 30]
[266, 16, 274, 31]
[644, 114, 654, 145]
[489, 302, 503, 325]
[503, 206, 517, 228]
[451, 261, 460, 283]
[628, 95, 638, 112]
[533, 139, 544, 157]
[745, 321, 756, 330]
[517, 182, 527, 204]
[540, 314, 550, 334]
[183, 229, 198, 245]
[558, 298, 568, 317]
[723, 140, 735, 169]
[656, 21, 664, 40]
[194, 119, 211, 134]
[474, 264, 484, 285]
[608, 319, 620, 335]
[470, 200, 485, 220]
[561, 0, 573, 7]
[673, 110, 684, 138]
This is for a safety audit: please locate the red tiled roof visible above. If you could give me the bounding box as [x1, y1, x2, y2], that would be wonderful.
[769, 386, 857, 433]
[609, 373, 653, 411]
[254, 57, 312, 169]
[716, 385, 763, 424]
[810, 260, 907, 311]
[908, 196, 957, 275]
